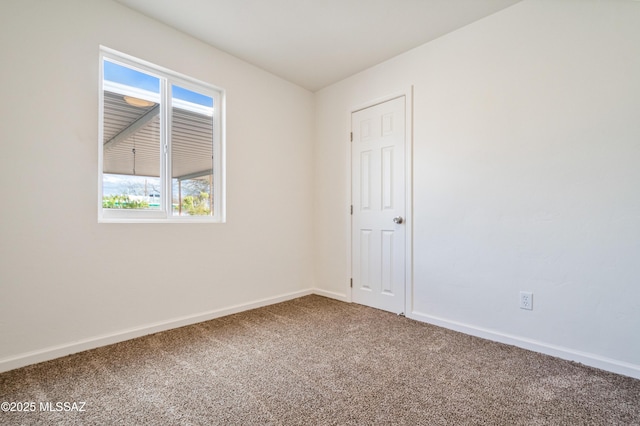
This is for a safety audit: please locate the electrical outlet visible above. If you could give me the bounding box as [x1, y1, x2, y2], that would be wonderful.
[520, 291, 533, 310]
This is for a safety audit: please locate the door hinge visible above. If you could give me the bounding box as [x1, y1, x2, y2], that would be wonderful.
[350, 278, 353, 288]
[350, 205, 353, 215]
[350, 132, 353, 142]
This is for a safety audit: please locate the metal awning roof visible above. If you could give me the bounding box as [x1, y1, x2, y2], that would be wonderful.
[103, 91, 213, 180]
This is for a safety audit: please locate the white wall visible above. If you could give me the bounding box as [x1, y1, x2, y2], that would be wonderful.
[315, 0, 640, 378]
[0, 0, 315, 369]
[1, 0, 638, 380]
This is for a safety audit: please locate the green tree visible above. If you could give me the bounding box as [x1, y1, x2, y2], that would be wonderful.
[182, 192, 210, 215]
[102, 194, 149, 209]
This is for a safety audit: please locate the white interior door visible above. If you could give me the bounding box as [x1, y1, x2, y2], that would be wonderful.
[351, 96, 406, 314]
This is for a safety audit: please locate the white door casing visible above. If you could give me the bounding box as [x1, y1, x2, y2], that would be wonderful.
[351, 96, 406, 314]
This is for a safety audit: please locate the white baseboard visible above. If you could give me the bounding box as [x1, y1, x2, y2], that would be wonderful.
[409, 310, 640, 380]
[4, 291, 637, 381]
[311, 288, 349, 302]
[0, 289, 314, 374]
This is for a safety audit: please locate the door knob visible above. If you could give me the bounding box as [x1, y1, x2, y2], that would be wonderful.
[393, 216, 404, 224]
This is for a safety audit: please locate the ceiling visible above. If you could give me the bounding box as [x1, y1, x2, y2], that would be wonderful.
[103, 90, 213, 180]
[115, 0, 521, 92]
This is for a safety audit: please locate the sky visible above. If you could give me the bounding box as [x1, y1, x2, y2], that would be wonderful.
[103, 174, 208, 201]
[103, 174, 160, 196]
[104, 60, 213, 107]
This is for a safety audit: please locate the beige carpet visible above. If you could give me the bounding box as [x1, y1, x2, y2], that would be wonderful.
[1, 295, 639, 425]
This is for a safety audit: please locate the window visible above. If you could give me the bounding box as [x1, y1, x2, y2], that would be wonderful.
[99, 47, 225, 222]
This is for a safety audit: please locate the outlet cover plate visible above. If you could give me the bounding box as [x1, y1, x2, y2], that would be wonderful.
[520, 291, 533, 310]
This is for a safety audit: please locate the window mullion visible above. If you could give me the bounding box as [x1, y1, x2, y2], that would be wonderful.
[162, 78, 171, 216]
[213, 91, 224, 222]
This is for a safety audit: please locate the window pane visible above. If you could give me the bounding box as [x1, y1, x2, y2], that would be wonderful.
[171, 85, 214, 216]
[103, 175, 161, 209]
[99, 48, 224, 222]
[102, 60, 161, 210]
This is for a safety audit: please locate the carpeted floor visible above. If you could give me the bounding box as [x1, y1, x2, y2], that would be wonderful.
[1, 295, 639, 425]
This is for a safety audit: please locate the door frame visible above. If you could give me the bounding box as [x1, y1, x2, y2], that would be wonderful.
[347, 86, 414, 317]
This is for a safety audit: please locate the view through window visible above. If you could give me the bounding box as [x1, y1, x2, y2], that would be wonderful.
[100, 48, 224, 222]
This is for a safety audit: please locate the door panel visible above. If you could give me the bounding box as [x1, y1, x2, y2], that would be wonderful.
[351, 96, 406, 314]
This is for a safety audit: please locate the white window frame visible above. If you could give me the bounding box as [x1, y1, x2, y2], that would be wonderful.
[98, 46, 225, 223]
